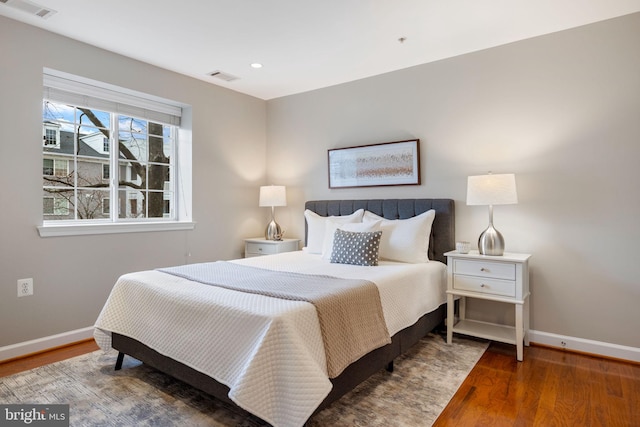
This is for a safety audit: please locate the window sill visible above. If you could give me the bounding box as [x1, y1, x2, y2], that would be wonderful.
[37, 221, 196, 237]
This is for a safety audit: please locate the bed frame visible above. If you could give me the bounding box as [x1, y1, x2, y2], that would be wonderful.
[112, 198, 455, 423]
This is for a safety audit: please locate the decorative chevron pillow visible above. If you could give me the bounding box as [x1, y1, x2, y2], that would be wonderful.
[330, 229, 382, 266]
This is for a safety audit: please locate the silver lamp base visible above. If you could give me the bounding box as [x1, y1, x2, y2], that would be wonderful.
[265, 220, 283, 241]
[478, 224, 505, 256]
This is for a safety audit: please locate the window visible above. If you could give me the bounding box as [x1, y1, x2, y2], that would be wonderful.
[42, 101, 176, 221]
[43, 158, 69, 177]
[39, 69, 193, 237]
[43, 159, 53, 176]
[44, 128, 57, 145]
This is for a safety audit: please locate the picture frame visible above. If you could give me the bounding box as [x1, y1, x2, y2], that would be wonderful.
[328, 139, 420, 188]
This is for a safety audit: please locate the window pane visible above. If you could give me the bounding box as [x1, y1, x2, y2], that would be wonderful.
[54, 197, 70, 216]
[148, 122, 163, 137]
[43, 174, 73, 190]
[148, 164, 169, 190]
[76, 160, 106, 188]
[43, 101, 74, 124]
[77, 107, 110, 129]
[43, 194, 71, 218]
[162, 126, 173, 160]
[119, 189, 145, 219]
[118, 116, 147, 134]
[119, 160, 143, 186]
[149, 126, 169, 164]
[78, 126, 110, 159]
[77, 189, 110, 219]
[148, 191, 165, 218]
[118, 131, 147, 163]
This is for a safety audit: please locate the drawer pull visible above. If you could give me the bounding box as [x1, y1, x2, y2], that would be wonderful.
[480, 283, 486, 288]
[480, 268, 488, 272]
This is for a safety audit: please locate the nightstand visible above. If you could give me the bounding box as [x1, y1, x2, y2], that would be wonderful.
[445, 250, 532, 361]
[244, 238, 300, 258]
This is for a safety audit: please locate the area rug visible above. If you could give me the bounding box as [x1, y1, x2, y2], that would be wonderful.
[0, 333, 487, 426]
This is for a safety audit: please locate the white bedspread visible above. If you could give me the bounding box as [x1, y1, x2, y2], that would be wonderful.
[94, 251, 446, 427]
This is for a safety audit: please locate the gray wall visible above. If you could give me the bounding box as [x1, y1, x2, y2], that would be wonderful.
[2, 12, 639, 352]
[0, 16, 267, 347]
[267, 13, 640, 348]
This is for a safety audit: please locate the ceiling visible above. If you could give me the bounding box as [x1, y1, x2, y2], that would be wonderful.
[2, 0, 640, 100]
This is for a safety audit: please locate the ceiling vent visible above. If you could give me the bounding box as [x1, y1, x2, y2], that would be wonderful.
[207, 70, 240, 82]
[0, 0, 57, 19]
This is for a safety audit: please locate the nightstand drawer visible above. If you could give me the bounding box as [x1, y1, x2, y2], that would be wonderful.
[246, 242, 278, 255]
[453, 259, 516, 280]
[453, 275, 516, 297]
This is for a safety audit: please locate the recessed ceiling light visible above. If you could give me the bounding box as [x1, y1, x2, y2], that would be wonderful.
[250, 63, 263, 69]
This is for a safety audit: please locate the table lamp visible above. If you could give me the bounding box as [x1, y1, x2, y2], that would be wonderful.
[259, 185, 286, 240]
[466, 173, 518, 256]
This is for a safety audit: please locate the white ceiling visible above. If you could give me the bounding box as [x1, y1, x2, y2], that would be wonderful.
[3, 0, 640, 100]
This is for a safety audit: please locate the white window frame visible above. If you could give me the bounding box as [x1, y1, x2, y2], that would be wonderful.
[38, 69, 194, 237]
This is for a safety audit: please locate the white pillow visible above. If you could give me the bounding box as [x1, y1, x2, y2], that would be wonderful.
[363, 209, 436, 263]
[321, 219, 382, 260]
[304, 209, 364, 254]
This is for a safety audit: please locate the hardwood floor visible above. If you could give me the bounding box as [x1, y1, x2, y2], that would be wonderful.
[0, 339, 98, 377]
[1, 339, 638, 426]
[434, 342, 640, 427]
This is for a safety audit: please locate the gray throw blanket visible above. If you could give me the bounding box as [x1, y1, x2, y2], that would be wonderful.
[159, 261, 391, 378]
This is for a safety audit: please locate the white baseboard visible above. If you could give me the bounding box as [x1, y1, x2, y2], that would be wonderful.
[2, 327, 638, 364]
[530, 330, 640, 363]
[0, 327, 94, 363]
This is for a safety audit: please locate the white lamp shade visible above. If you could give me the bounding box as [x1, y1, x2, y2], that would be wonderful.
[466, 174, 518, 206]
[259, 185, 287, 207]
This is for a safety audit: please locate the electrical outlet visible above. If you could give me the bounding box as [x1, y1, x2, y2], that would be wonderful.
[18, 278, 33, 297]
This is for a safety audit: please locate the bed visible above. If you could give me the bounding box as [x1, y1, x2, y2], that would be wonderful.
[94, 198, 455, 426]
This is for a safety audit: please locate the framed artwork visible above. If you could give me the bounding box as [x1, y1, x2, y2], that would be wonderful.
[328, 139, 420, 188]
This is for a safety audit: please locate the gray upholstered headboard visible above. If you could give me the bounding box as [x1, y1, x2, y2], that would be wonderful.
[304, 199, 455, 264]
